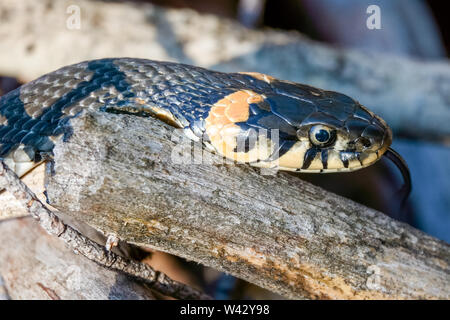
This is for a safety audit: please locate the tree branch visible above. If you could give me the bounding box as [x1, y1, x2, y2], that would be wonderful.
[0, 217, 156, 300]
[43, 111, 449, 300]
[0, 161, 211, 300]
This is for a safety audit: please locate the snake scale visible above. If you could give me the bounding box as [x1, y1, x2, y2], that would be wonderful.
[0, 58, 410, 198]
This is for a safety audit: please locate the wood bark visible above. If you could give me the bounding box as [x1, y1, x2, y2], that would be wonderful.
[0, 161, 210, 300]
[0, 217, 156, 300]
[40, 111, 449, 300]
[0, 0, 449, 300]
[0, 0, 449, 140]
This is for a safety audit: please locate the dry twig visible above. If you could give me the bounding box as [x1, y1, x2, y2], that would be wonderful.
[0, 161, 211, 300]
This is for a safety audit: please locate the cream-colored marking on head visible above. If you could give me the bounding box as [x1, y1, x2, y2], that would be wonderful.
[360, 151, 378, 166]
[255, 145, 382, 172]
[205, 90, 274, 163]
[307, 154, 324, 170]
[239, 72, 275, 84]
[276, 141, 308, 169]
[252, 141, 310, 170]
[347, 157, 361, 169]
[326, 150, 343, 170]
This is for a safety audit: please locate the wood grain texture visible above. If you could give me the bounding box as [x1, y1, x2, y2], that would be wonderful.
[0, 160, 210, 300]
[0, 217, 156, 300]
[44, 111, 450, 300]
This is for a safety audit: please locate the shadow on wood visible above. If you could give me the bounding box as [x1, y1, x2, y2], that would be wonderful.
[42, 111, 450, 299]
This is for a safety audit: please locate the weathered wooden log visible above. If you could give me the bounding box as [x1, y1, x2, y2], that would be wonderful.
[0, 217, 156, 300]
[0, 160, 211, 300]
[41, 110, 449, 300]
[0, 0, 449, 140]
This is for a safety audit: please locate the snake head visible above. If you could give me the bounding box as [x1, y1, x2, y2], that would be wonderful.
[204, 79, 392, 172]
[267, 81, 393, 172]
[290, 102, 393, 172]
[262, 80, 393, 172]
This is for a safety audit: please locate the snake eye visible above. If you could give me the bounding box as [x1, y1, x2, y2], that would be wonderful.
[309, 125, 334, 146]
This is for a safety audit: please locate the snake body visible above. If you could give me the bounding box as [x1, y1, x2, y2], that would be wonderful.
[0, 58, 392, 177]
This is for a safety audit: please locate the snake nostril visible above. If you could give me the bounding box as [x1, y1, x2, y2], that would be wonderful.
[359, 137, 372, 148]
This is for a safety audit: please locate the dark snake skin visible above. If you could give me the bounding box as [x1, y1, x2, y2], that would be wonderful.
[0, 58, 390, 173]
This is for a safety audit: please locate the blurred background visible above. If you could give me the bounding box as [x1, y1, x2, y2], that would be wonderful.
[0, 0, 448, 299]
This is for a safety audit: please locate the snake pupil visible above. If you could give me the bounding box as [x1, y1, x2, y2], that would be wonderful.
[315, 129, 330, 143]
